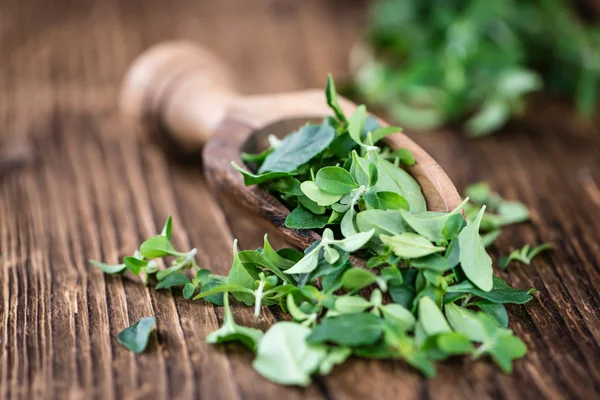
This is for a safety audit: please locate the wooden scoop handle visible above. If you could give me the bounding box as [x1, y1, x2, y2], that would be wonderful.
[120, 41, 238, 152]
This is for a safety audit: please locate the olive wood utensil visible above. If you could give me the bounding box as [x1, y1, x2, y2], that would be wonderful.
[120, 41, 461, 249]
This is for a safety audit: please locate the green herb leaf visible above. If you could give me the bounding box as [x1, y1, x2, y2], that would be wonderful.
[231, 161, 292, 186]
[301, 181, 343, 206]
[155, 273, 191, 290]
[316, 166, 359, 195]
[436, 332, 474, 355]
[381, 233, 446, 259]
[285, 205, 329, 229]
[341, 268, 378, 291]
[263, 234, 296, 270]
[457, 206, 493, 292]
[399, 197, 468, 243]
[318, 347, 352, 375]
[389, 148, 415, 166]
[89, 259, 126, 274]
[447, 276, 535, 304]
[253, 322, 327, 386]
[284, 247, 320, 275]
[117, 317, 156, 354]
[124, 256, 147, 275]
[160, 216, 173, 239]
[356, 209, 407, 237]
[474, 301, 509, 328]
[381, 304, 416, 332]
[371, 126, 402, 143]
[497, 201, 530, 225]
[140, 235, 181, 258]
[258, 124, 335, 173]
[332, 229, 375, 252]
[499, 243, 553, 269]
[335, 296, 372, 314]
[375, 192, 409, 211]
[183, 283, 196, 299]
[348, 105, 367, 145]
[192, 283, 254, 301]
[206, 294, 264, 351]
[227, 240, 258, 305]
[308, 313, 384, 346]
[325, 74, 347, 123]
[418, 297, 451, 335]
[369, 153, 427, 213]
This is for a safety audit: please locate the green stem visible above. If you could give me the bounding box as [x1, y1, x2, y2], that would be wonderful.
[254, 279, 266, 317]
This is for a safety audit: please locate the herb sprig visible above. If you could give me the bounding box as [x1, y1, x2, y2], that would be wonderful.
[91, 75, 544, 386]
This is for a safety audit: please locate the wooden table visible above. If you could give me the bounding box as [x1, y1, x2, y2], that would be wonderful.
[1, 0, 599, 399]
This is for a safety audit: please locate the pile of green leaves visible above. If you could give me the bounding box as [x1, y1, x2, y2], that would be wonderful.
[90, 76, 548, 386]
[355, 0, 600, 136]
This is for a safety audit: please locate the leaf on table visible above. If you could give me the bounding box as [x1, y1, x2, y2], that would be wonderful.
[253, 322, 327, 386]
[117, 317, 156, 354]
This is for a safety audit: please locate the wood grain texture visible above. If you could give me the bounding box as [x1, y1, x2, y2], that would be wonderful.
[0, 0, 599, 399]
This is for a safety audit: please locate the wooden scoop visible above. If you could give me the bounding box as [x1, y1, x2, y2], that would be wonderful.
[120, 41, 461, 249]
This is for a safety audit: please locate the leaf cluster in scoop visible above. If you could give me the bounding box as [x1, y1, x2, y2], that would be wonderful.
[90, 76, 543, 387]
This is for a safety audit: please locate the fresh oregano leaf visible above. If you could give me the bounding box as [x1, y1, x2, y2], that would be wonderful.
[348, 105, 367, 145]
[316, 166, 359, 195]
[89, 260, 126, 274]
[447, 276, 535, 304]
[399, 197, 468, 243]
[206, 294, 264, 351]
[301, 181, 343, 206]
[341, 268, 378, 291]
[308, 313, 384, 346]
[155, 273, 191, 290]
[227, 240, 258, 305]
[457, 206, 493, 292]
[418, 297, 451, 336]
[253, 322, 327, 386]
[258, 124, 335, 173]
[318, 347, 352, 375]
[499, 242, 553, 269]
[140, 235, 182, 258]
[285, 205, 329, 229]
[160, 216, 173, 239]
[117, 317, 156, 354]
[325, 74, 347, 123]
[231, 161, 292, 186]
[474, 300, 509, 328]
[380, 233, 446, 259]
[124, 256, 147, 275]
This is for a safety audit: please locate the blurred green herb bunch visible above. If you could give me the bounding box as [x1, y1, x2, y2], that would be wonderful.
[353, 0, 600, 136]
